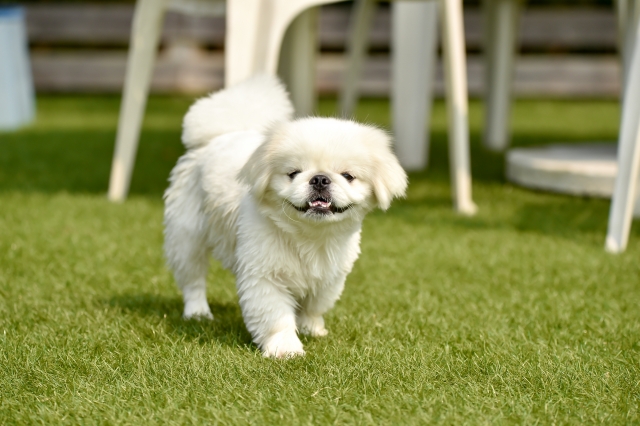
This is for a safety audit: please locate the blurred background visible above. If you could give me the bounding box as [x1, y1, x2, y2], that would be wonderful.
[15, 0, 622, 98]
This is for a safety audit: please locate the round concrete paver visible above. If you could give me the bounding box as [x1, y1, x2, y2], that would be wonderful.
[507, 143, 620, 197]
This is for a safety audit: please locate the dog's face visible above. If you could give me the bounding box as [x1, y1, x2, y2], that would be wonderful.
[239, 118, 407, 224]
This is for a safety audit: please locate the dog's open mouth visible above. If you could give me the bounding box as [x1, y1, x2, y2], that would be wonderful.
[288, 197, 351, 215]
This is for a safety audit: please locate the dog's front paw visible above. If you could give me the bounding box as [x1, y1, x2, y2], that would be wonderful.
[262, 330, 305, 358]
[183, 299, 213, 320]
[297, 314, 328, 337]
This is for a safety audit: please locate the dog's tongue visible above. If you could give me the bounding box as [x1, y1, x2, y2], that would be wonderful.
[309, 200, 331, 209]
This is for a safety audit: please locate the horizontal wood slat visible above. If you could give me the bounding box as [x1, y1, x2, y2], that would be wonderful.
[24, 3, 621, 96]
[31, 50, 621, 98]
[25, 4, 618, 51]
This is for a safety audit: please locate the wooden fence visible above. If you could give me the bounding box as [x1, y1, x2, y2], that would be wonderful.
[26, 4, 621, 97]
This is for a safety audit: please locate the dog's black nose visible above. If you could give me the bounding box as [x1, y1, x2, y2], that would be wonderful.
[309, 174, 331, 189]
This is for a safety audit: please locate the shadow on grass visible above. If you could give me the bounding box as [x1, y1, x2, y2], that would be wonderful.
[384, 171, 627, 244]
[513, 196, 612, 240]
[0, 128, 183, 197]
[389, 131, 507, 185]
[106, 294, 253, 348]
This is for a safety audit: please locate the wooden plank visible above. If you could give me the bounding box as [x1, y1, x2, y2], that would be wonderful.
[317, 54, 621, 97]
[31, 49, 621, 98]
[26, 5, 134, 45]
[31, 47, 224, 94]
[26, 4, 225, 47]
[26, 4, 617, 51]
[517, 8, 617, 51]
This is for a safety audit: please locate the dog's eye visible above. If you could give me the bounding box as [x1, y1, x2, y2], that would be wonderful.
[341, 173, 355, 182]
[288, 170, 301, 180]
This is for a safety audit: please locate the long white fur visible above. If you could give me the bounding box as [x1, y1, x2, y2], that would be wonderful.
[164, 74, 407, 358]
[181, 74, 294, 150]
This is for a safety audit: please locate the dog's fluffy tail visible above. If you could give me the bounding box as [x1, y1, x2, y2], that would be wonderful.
[181, 74, 294, 150]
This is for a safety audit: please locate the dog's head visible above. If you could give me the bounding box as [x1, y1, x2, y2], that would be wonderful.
[239, 118, 407, 224]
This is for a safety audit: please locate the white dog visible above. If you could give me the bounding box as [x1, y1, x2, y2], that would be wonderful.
[164, 75, 407, 358]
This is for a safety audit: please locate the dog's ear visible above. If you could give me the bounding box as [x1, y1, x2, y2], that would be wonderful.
[367, 128, 408, 210]
[238, 139, 273, 199]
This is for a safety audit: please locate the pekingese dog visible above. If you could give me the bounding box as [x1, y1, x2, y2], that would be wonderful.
[164, 75, 407, 358]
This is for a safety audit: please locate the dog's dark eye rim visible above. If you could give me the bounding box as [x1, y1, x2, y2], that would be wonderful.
[288, 170, 301, 179]
[341, 172, 355, 182]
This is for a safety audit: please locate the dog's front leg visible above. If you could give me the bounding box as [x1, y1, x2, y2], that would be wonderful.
[297, 277, 346, 337]
[237, 276, 304, 358]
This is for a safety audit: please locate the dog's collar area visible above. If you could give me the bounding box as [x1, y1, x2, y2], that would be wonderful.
[286, 199, 353, 214]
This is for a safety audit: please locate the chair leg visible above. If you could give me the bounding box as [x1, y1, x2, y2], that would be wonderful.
[440, 0, 477, 215]
[278, 8, 319, 116]
[391, 1, 438, 171]
[224, 0, 264, 87]
[616, 0, 629, 82]
[618, 0, 640, 90]
[483, 0, 521, 152]
[606, 14, 640, 253]
[339, 0, 377, 117]
[108, 0, 167, 202]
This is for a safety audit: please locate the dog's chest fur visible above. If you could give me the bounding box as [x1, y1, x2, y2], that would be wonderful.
[233, 197, 362, 299]
[276, 232, 360, 298]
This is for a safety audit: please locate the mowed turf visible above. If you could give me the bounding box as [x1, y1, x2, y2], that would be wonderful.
[1, 96, 639, 424]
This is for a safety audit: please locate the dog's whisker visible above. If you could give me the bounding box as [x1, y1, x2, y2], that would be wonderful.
[350, 207, 362, 222]
[353, 206, 364, 222]
[282, 198, 302, 223]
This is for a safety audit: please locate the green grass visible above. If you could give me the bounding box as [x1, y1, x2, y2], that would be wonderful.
[1, 95, 639, 424]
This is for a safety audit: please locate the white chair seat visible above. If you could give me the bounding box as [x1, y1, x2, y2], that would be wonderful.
[108, 0, 338, 202]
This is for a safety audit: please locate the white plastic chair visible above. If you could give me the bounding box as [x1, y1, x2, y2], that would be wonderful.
[225, 0, 351, 116]
[341, 0, 477, 215]
[482, 0, 521, 151]
[225, 0, 336, 85]
[606, 2, 640, 253]
[483, 0, 640, 252]
[483, 0, 639, 152]
[108, 0, 340, 202]
[108, 0, 225, 202]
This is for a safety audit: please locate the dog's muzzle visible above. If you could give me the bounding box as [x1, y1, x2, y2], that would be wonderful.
[288, 182, 352, 215]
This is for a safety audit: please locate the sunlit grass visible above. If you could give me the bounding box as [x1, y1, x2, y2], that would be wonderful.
[0, 96, 638, 424]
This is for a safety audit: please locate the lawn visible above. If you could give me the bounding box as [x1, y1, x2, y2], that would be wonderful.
[1, 95, 639, 424]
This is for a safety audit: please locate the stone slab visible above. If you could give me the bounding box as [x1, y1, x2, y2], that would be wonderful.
[507, 143, 640, 214]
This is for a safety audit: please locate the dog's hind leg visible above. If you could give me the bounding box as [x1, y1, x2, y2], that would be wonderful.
[164, 153, 213, 320]
[169, 240, 212, 320]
